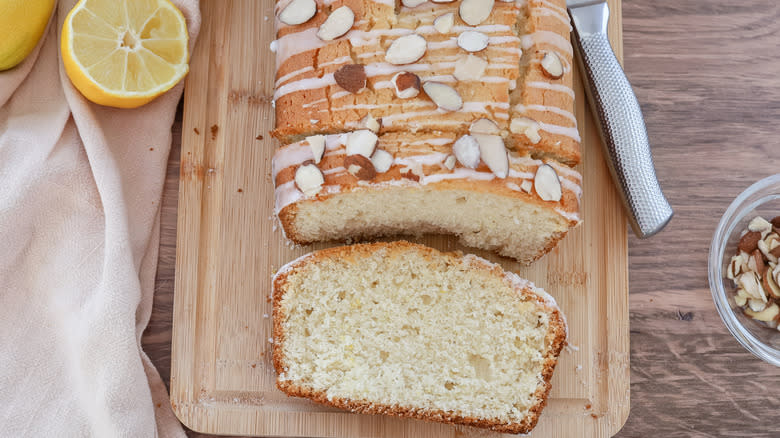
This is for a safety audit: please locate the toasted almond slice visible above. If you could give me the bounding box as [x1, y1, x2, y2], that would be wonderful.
[360, 114, 382, 133]
[749, 216, 773, 238]
[346, 130, 378, 158]
[748, 298, 768, 313]
[534, 164, 562, 202]
[739, 231, 762, 253]
[520, 180, 533, 193]
[334, 64, 366, 93]
[457, 31, 489, 52]
[295, 164, 325, 196]
[434, 13, 455, 34]
[443, 155, 457, 170]
[460, 0, 494, 26]
[453, 54, 488, 81]
[423, 81, 463, 111]
[305, 135, 326, 163]
[279, 0, 317, 25]
[470, 118, 500, 135]
[474, 134, 508, 179]
[385, 34, 427, 65]
[392, 72, 421, 99]
[746, 302, 779, 322]
[317, 6, 354, 41]
[540, 52, 564, 79]
[510, 117, 542, 144]
[345, 154, 377, 180]
[370, 149, 394, 173]
[763, 269, 780, 299]
[453, 135, 480, 169]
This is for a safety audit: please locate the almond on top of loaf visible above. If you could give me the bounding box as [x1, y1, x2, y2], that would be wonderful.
[272, 241, 568, 434]
[272, 0, 580, 166]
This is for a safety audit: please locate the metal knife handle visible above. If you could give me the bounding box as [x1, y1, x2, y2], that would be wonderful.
[569, 2, 673, 238]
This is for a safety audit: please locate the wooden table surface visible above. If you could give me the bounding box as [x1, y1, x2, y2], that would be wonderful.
[143, 1, 780, 436]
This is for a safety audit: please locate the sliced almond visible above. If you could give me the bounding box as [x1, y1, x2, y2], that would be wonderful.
[423, 82, 463, 111]
[474, 134, 508, 179]
[748, 298, 768, 313]
[443, 155, 457, 170]
[370, 149, 394, 174]
[520, 180, 533, 193]
[749, 216, 773, 238]
[762, 269, 780, 299]
[345, 154, 377, 181]
[739, 272, 766, 301]
[453, 54, 487, 81]
[401, 0, 426, 7]
[359, 114, 382, 134]
[305, 135, 326, 163]
[453, 135, 481, 169]
[392, 72, 421, 99]
[738, 231, 762, 253]
[457, 31, 489, 52]
[540, 52, 564, 79]
[772, 246, 780, 258]
[345, 130, 378, 158]
[334, 64, 366, 93]
[470, 118, 500, 135]
[746, 302, 779, 322]
[385, 34, 427, 65]
[279, 0, 317, 26]
[534, 164, 562, 202]
[294, 164, 325, 196]
[510, 117, 542, 144]
[459, 0, 494, 26]
[752, 249, 768, 277]
[772, 216, 780, 228]
[734, 292, 748, 307]
[317, 6, 354, 41]
[434, 13, 455, 34]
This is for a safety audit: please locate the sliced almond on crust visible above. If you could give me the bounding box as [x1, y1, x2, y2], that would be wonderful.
[385, 34, 427, 65]
[470, 118, 500, 135]
[392, 72, 421, 99]
[345, 154, 377, 181]
[294, 164, 325, 196]
[423, 82, 463, 111]
[453, 135, 480, 169]
[360, 114, 382, 133]
[520, 180, 533, 193]
[443, 155, 457, 170]
[457, 31, 489, 52]
[459, 0, 494, 26]
[334, 64, 366, 93]
[305, 135, 326, 163]
[474, 134, 508, 179]
[534, 164, 562, 202]
[346, 130, 378, 158]
[540, 52, 564, 79]
[370, 149, 394, 174]
[279, 0, 317, 26]
[453, 54, 487, 81]
[510, 117, 542, 144]
[317, 6, 354, 41]
[434, 12, 455, 34]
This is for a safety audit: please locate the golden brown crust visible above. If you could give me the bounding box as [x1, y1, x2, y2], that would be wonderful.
[272, 242, 568, 434]
[272, 0, 580, 166]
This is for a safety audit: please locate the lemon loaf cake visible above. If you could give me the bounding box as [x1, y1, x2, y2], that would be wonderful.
[271, 0, 582, 264]
[273, 131, 581, 264]
[272, 242, 568, 434]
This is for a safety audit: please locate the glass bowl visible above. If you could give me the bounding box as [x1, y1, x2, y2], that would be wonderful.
[709, 174, 780, 366]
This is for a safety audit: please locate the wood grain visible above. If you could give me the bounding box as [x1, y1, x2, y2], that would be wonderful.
[144, 0, 780, 437]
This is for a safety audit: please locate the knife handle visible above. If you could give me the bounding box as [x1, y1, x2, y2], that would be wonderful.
[569, 2, 673, 238]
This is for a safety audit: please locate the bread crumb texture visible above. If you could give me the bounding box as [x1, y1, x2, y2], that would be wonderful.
[273, 242, 567, 433]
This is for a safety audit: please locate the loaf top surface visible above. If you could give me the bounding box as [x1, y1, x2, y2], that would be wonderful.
[272, 241, 568, 434]
[272, 0, 580, 166]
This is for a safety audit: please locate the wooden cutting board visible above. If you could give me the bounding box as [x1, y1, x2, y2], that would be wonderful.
[171, 1, 629, 436]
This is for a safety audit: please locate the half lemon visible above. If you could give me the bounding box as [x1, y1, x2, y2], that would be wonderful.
[61, 0, 189, 108]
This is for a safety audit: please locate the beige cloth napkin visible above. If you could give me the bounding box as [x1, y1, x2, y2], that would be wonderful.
[0, 1, 200, 436]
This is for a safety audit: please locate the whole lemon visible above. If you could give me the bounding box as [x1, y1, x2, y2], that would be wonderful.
[0, 0, 57, 71]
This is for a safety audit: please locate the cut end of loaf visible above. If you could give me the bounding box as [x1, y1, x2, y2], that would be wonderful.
[272, 242, 567, 434]
[280, 186, 575, 265]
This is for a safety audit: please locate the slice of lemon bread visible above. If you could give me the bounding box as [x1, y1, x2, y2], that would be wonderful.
[272, 241, 567, 434]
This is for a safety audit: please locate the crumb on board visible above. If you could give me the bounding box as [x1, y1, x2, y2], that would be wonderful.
[238, 188, 243, 193]
[149, 147, 154, 151]
[210, 124, 219, 140]
[256, 134, 264, 140]
[193, 127, 199, 135]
